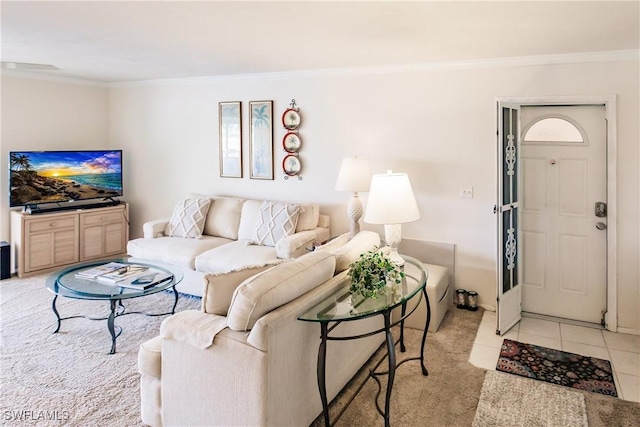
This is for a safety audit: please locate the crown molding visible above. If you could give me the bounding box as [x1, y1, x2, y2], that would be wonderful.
[109, 49, 639, 88]
[1, 69, 108, 88]
[3, 50, 637, 88]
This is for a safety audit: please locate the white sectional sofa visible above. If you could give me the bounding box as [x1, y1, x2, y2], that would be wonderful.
[127, 195, 330, 296]
[138, 231, 383, 427]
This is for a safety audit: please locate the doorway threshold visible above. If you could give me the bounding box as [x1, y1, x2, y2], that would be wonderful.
[521, 311, 604, 330]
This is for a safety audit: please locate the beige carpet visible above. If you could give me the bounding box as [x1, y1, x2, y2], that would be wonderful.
[2, 274, 639, 426]
[0, 273, 200, 426]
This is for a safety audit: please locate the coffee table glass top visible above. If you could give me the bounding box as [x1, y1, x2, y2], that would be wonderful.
[46, 258, 183, 301]
[299, 256, 426, 323]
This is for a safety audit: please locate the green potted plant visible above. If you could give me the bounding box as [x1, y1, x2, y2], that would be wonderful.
[347, 250, 404, 300]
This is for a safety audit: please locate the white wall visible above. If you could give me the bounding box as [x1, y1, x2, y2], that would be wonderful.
[108, 58, 639, 331]
[0, 58, 636, 331]
[0, 76, 110, 245]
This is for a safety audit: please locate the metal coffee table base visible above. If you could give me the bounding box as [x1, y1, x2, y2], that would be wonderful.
[51, 286, 179, 354]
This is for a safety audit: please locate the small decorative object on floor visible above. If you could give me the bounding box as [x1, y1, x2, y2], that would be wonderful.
[497, 339, 618, 397]
[347, 250, 404, 300]
[456, 289, 468, 309]
[467, 291, 478, 311]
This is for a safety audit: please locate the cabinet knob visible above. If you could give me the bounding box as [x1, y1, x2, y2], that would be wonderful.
[50, 222, 55, 227]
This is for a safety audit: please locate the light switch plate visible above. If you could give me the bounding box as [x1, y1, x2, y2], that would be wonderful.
[460, 187, 473, 198]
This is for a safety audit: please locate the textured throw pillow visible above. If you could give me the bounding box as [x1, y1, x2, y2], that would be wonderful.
[167, 198, 211, 238]
[296, 204, 320, 231]
[253, 201, 301, 247]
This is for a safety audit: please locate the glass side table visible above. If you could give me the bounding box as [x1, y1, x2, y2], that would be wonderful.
[298, 255, 430, 427]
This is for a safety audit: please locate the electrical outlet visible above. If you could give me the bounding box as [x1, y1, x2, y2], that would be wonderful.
[460, 187, 473, 198]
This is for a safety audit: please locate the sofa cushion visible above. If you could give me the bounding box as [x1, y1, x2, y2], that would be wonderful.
[127, 235, 231, 270]
[227, 251, 336, 331]
[138, 336, 162, 378]
[195, 240, 278, 273]
[237, 200, 263, 240]
[296, 204, 320, 231]
[314, 232, 351, 253]
[166, 198, 211, 238]
[201, 259, 287, 315]
[333, 230, 381, 273]
[253, 201, 301, 247]
[203, 197, 244, 239]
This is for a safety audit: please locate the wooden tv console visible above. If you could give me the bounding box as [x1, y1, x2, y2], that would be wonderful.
[10, 203, 129, 278]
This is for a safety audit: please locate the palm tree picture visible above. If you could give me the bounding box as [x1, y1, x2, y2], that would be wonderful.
[249, 101, 273, 180]
[10, 153, 34, 172]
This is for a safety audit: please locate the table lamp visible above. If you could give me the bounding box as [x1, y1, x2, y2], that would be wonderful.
[364, 171, 420, 266]
[335, 157, 371, 236]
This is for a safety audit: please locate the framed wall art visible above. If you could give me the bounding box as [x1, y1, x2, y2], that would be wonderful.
[218, 101, 242, 178]
[249, 100, 274, 180]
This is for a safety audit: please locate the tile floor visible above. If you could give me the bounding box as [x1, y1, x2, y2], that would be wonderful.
[469, 310, 640, 402]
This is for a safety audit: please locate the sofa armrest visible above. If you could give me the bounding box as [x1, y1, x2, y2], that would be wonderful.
[275, 227, 330, 259]
[160, 310, 228, 349]
[143, 217, 171, 239]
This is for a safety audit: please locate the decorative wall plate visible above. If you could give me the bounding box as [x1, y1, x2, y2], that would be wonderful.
[282, 154, 301, 176]
[282, 132, 302, 153]
[282, 108, 301, 130]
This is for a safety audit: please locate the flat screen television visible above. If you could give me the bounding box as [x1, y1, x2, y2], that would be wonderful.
[10, 150, 123, 208]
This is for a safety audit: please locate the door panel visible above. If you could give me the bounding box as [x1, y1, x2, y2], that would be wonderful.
[520, 105, 606, 324]
[496, 103, 521, 335]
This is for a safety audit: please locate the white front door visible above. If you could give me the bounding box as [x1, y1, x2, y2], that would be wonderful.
[520, 105, 607, 324]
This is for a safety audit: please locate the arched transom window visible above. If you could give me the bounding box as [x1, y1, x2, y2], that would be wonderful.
[523, 116, 586, 145]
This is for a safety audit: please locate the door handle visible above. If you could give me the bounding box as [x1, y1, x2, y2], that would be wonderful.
[595, 202, 607, 218]
[596, 222, 607, 230]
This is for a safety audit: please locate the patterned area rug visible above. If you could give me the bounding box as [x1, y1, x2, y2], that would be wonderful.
[497, 339, 618, 397]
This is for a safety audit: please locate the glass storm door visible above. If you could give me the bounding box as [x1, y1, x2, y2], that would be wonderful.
[496, 103, 521, 335]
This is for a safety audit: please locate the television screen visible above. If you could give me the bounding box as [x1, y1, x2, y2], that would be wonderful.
[10, 150, 123, 207]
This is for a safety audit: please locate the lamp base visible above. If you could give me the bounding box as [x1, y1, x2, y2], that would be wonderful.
[384, 224, 404, 266]
[347, 193, 363, 237]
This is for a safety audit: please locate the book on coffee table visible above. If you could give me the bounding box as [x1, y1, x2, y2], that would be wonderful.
[117, 269, 173, 290]
[96, 264, 149, 284]
[75, 262, 128, 279]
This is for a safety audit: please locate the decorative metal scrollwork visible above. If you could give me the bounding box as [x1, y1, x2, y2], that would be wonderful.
[506, 134, 516, 176]
[505, 228, 516, 270]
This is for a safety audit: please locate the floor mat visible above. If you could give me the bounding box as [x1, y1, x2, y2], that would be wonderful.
[497, 339, 617, 397]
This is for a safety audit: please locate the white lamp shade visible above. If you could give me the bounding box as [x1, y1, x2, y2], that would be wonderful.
[364, 172, 420, 224]
[335, 157, 371, 192]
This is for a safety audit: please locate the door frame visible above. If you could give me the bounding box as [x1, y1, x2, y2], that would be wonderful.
[496, 95, 617, 332]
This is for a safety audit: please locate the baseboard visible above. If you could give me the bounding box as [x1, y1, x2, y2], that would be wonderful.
[617, 326, 640, 336]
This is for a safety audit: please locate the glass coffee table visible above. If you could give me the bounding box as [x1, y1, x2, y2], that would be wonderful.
[46, 259, 183, 354]
[298, 256, 429, 427]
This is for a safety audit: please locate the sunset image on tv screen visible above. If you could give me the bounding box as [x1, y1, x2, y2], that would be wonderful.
[10, 150, 123, 207]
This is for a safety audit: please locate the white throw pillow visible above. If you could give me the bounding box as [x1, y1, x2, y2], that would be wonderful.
[296, 204, 320, 231]
[253, 201, 301, 247]
[203, 197, 244, 239]
[166, 198, 211, 238]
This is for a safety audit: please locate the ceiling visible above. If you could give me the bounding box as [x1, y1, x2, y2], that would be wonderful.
[1, 1, 639, 84]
